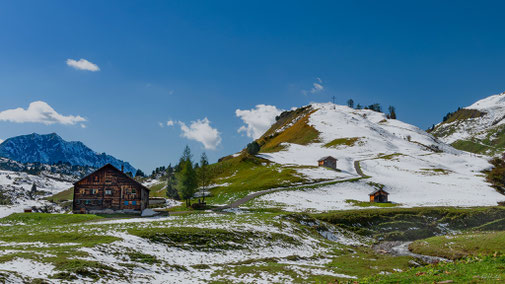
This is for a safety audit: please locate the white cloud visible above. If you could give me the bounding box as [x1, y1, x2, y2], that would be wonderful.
[66, 58, 100, 72]
[0, 139, 3, 144]
[159, 120, 175, 128]
[236, 104, 283, 139]
[311, 82, 324, 93]
[302, 78, 325, 95]
[0, 101, 86, 126]
[178, 118, 221, 150]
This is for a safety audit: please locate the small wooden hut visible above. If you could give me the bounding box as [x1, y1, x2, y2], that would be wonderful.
[318, 156, 338, 170]
[369, 189, 389, 203]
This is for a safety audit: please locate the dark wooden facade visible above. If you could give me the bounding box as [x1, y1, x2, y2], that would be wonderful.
[369, 189, 389, 203]
[318, 156, 338, 170]
[73, 164, 149, 214]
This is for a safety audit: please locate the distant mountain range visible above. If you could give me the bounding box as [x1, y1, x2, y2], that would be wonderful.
[0, 133, 136, 174]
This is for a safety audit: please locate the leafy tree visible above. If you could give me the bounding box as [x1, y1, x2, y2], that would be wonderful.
[387, 105, 397, 119]
[29, 183, 37, 200]
[165, 175, 179, 200]
[135, 169, 145, 177]
[176, 161, 197, 207]
[126, 172, 133, 178]
[356, 104, 362, 109]
[181, 145, 192, 163]
[246, 141, 261, 155]
[197, 152, 211, 203]
[176, 146, 197, 207]
[347, 99, 354, 108]
[485, 157, 505, 194]
[366, 103, 382, 112]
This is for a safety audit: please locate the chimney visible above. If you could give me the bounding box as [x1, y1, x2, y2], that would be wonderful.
[121, 165, 124, 173]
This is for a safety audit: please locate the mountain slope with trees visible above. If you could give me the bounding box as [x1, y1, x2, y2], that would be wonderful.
[429, 92, 505, 155]
[0, 133, 136, 175]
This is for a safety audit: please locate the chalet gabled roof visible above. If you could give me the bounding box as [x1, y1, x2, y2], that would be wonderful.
[73, 163, 149, 192]
[318, 156, 338, 162]
[369, 188, 389, 196]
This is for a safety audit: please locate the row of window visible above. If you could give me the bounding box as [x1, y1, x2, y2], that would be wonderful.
[76, 200, 139, 206]
[78, 188, 137, 195]
[79, 188, 114, 195]
[75, 199, 103, 205]
[88, 175, 113, 183]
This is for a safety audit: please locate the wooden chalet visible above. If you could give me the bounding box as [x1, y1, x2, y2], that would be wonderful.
[72, 164, 150, 214]
[318, 156, 338, 170]
[369, 188, 389, 203]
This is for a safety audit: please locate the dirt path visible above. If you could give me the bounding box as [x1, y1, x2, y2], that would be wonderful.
[353, 160, 366, 177]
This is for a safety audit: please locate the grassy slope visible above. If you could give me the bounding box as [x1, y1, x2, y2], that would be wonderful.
[0, 213, 122, 281]
[409, 231, 505, 260]
[313, 207, 505, 241]
[324, 137, 361, 148]
[45, 187, 73, 202]
[257, 106, 320, 153]
[205, 154, 306, 205]
[429, 108, 505, 155]
[364, 255, 505, 283]
[148, 182, 167, 197]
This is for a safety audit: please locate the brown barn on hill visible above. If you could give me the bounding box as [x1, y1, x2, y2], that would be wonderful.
[72, 164, 149, 214]
[369, 188, 389, 203]
[318, 156, 338, 170]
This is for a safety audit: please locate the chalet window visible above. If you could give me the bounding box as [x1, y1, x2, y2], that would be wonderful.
[124, 201, 128, 205]
[80, 189, 85, 195]
[132, 201, 136, 205]
[91, 189, 98, 195]
[85, 200, 91, 205]
[93, 176, 99, 182]
[105, 189, 112, 195]
[132, 189, 136, 194]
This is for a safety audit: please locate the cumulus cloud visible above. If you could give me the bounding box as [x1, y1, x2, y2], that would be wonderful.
[0, 139, 3, 144]
[236, 104, 283, 139]
[66, 58, 100, 71]
[0, 101, 86, 126]
[178, 118, 221, 150]
[166, 120, 175, 127]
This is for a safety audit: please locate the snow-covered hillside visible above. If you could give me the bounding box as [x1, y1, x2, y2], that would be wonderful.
[254, 103, 504, 211]
[430, 92, 505, 155]
[0, 169, 73, 218]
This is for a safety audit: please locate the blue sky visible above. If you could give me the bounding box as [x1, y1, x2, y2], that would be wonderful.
[1, 1, 505, 172]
